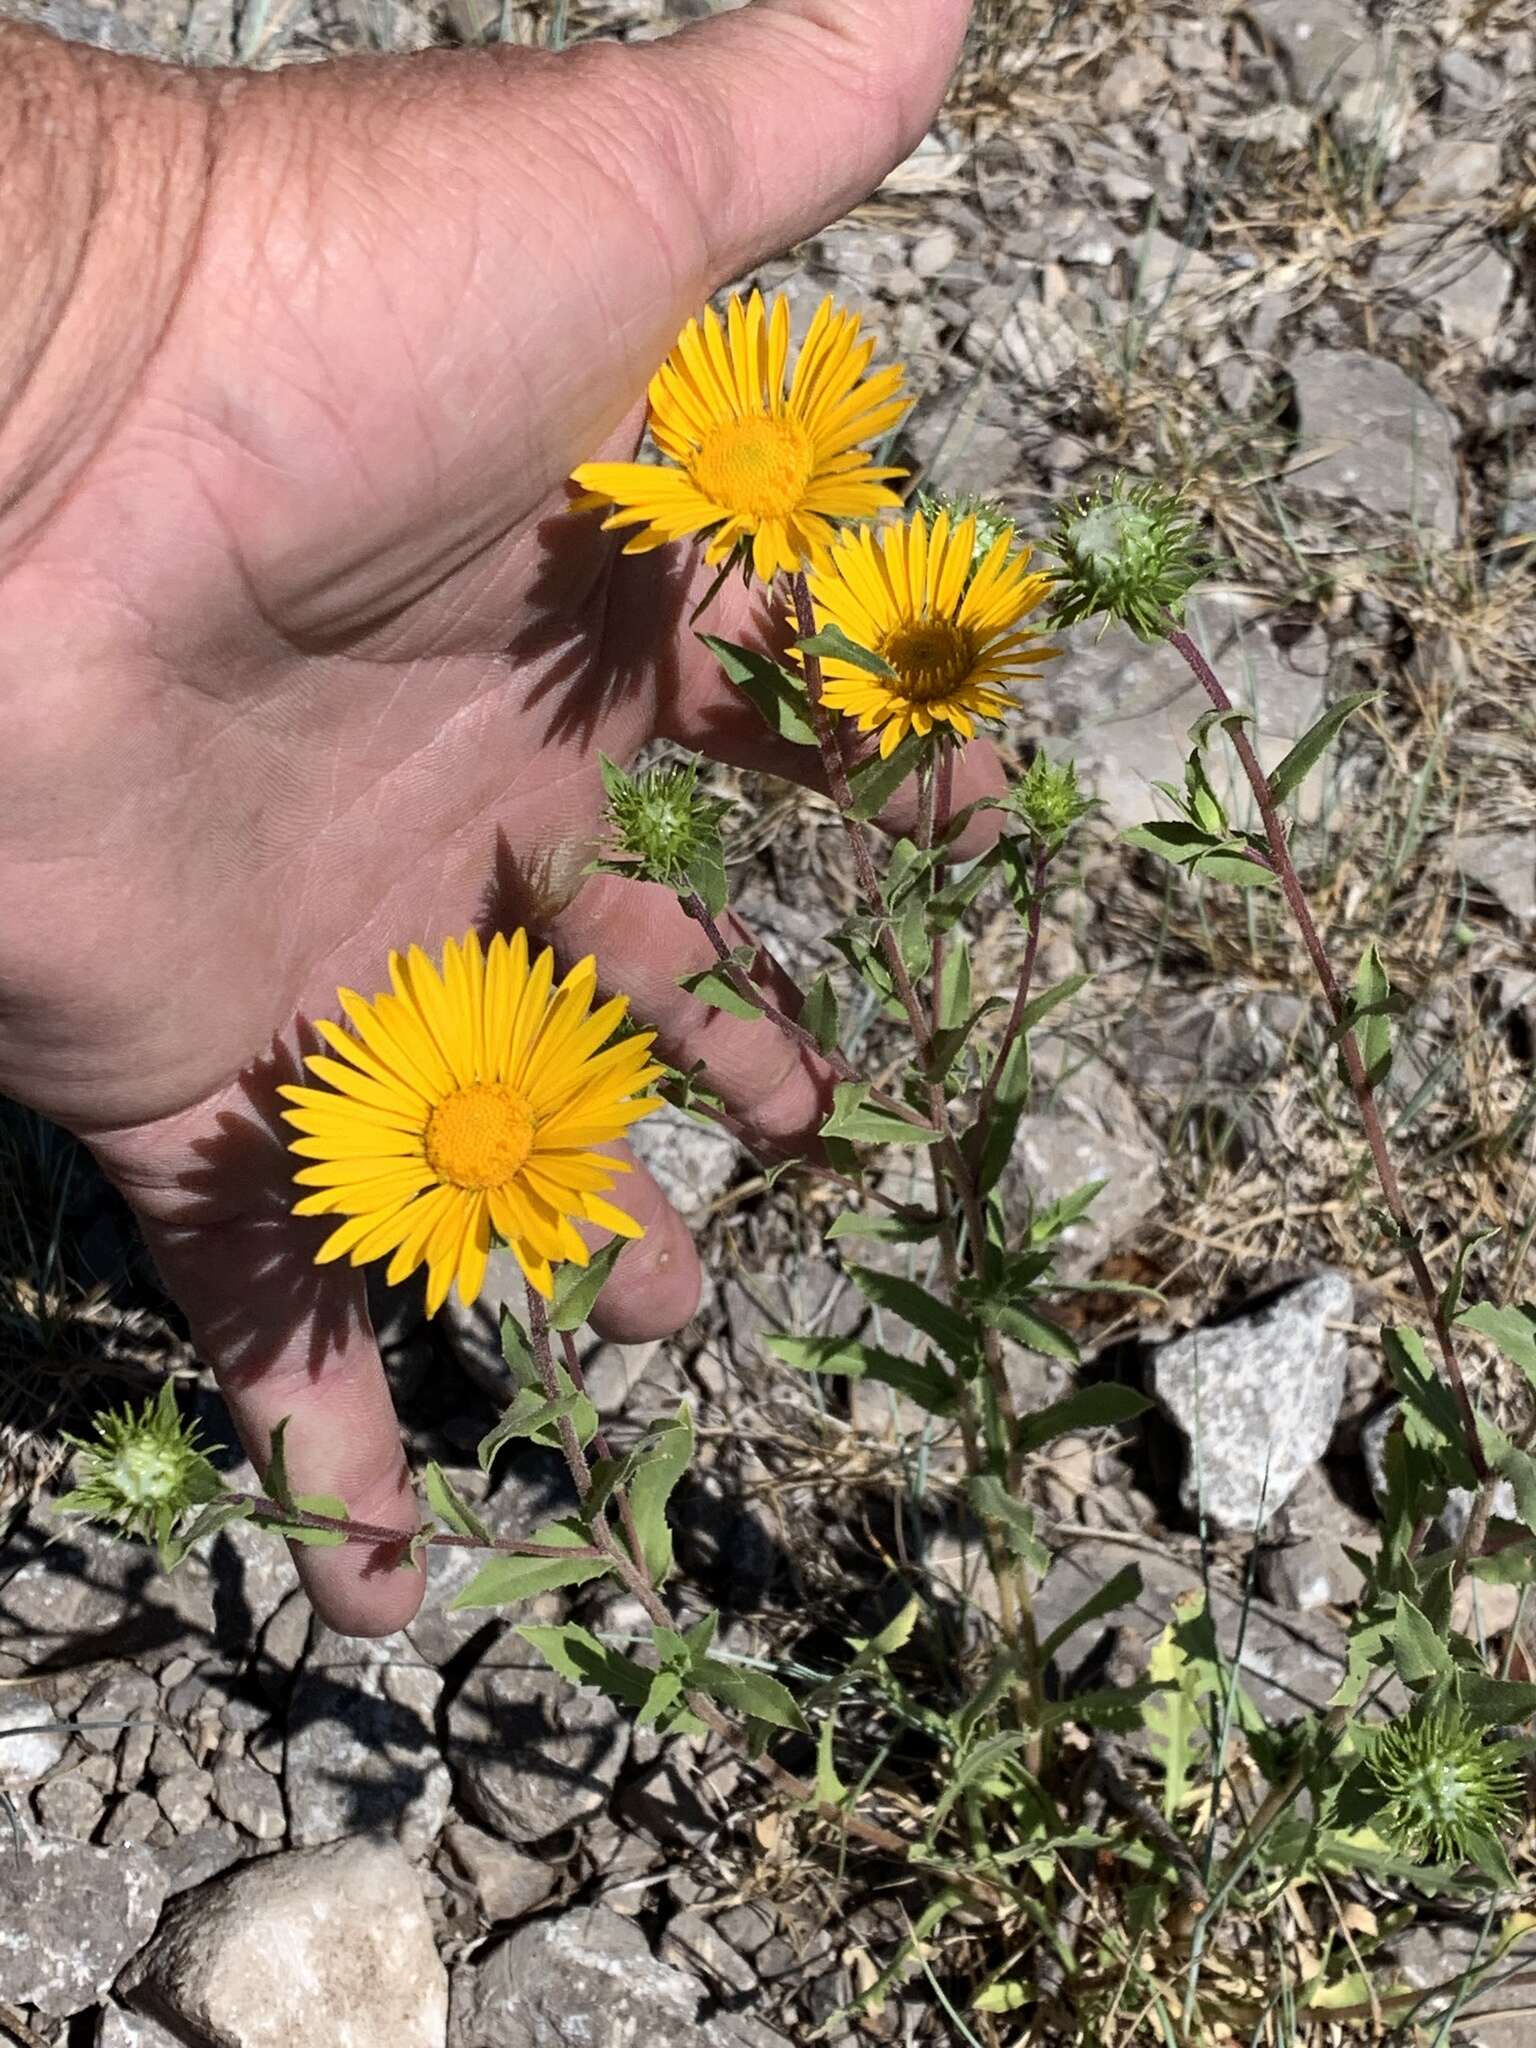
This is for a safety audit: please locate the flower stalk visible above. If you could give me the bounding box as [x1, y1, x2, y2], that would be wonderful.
[1166, 623, 1488, 1483]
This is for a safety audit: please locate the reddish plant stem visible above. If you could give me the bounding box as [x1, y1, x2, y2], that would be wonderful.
[975, 843, 1050, 1135]
[680, 890, 856, 1083]
[1167, 623, 1488, 1482]
[233, 1495, 597, 1560]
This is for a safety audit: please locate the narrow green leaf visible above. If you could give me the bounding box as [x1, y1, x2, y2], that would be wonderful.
[1381, 1328, 1478, 1487]
[797, 623, 898, 678]
[683, 835, 727, 919]
[815, 1712, 848, 1804]
[975, 1036, 1030, 1198]
[517, 1621, 652, 1707]
[1440, 1232, 1500, 1324]
[767, 1334, 955, 1415]
[937, 937, 971, 1033]
[1350, 940, 1393, 1087]
[636, 1669, 685, 1729]
[161, 1496, 252, 1570]
[802, 972, 841, 1054]
[1267, 691, 1378, 807]
[451, 1523, 611, 1609]
[280, 1494, 349, 1548]
[477, 1387, 586, 1471]
[550, 1238, 628, 1333]
[850, 1597, 923, 1665]
[1014, 1383, 1152, 1458]
[845, 1263, 978, 1366]
[1038, 1565, 1143, 1667]
[626, 1404, 693, 1585]
[500, 1306, 534, 1378]
[1392, 1592, 1455, 1684]
[1456, 1302, 1536, 1387]
[1028, 1179, 1106, 1247]
[1122, 819, 1223, 867]
[1011, 972, 1090, 1038]
[261, 1417, 297, 1516]
[821, 1082, 941, 1148]
[968, 1475, 1050, 1573]
[847, 732, 924, 822]
[423, 1462, 491, 1544]
[693, 1658, 807, 1731]
[1040, 1683, 1157, 1732]
[826, 1208, 943, 1245]
[975, 1297, 1080, 1363]
[1191, 846, 1279, 889]
[699, 635, 816, 746]
[678, 964, 762, 1021]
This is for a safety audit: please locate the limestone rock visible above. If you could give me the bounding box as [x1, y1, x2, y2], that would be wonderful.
[122, 1837, 448, 2048]
[212, 1754, 287, 1841]
[0, 1498, 216, 1673]
[1244, 0, 1382, 106]
[1448, 826, 1536, 925]
[285, 1633, 450, 1855]
[97, 2005, 185, 2048]
[1258, 1462, 1379, 1610]
[1288, 349, 1459, 540]
[440, 1822, 558, 1925]
[0, 1694, 68, 1789]
[447, 1645, 629, 1845]
[1151, 1272, 1353, 1532]
[0, 1836, 166, 2018]
[450, 1904, 790, 2048]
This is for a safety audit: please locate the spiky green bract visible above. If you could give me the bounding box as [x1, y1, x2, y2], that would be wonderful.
[1047, 476, 1205, 642]
[916, 490, 1018, 579]
[1367, 1702, 1526, 1869]
[1005, 754, 1094, 853]
[599, 756, 730, 891]
[59, 1380, 226, 1548]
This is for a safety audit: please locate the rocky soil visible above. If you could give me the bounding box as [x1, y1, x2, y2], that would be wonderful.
[2, 0, 1534, 2043]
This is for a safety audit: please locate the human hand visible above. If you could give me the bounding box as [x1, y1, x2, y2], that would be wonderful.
[0, 0, 979, 1632]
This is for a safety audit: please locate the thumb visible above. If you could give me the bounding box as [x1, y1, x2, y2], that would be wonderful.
[628, 0, 973, 283]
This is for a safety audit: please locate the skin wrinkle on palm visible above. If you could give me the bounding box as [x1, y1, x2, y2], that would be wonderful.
[0, 0, 976, 1633]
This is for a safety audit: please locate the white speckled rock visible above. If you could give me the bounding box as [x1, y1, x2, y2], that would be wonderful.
[450, 1905, 791, 2048]
[121, 1837, 448, 2048]
[0, 1836, 166, 2018]
[1152, 1272, 1353, 1533]
[0, 1694, 68, 1788]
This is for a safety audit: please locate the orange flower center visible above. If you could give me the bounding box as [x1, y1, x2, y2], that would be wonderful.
[690, 414, 814, 521]
[881, 619, 976, 703]
[424, 1083, 535, 1191]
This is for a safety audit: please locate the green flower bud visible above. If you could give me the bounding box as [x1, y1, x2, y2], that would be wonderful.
[916, 490, 1017, 575]
[1047, 476, 1205, 642]
[59, 1380, 225, 1546]
[1367, 1703, 1526, 1868]
[1006, 753, 1094, 851]
[600, 756, 730, 890]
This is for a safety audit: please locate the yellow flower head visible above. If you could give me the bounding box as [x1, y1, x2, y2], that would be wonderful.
[571, 291, 909, 584]
[807, 510, 1060, 758]
[280, 932, 664, 1313]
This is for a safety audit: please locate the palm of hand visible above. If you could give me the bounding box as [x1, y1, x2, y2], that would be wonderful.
[0, 4, 973, 1630]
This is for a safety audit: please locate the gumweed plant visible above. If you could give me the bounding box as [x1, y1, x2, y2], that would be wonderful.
[62, 291, 1536, 2038]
